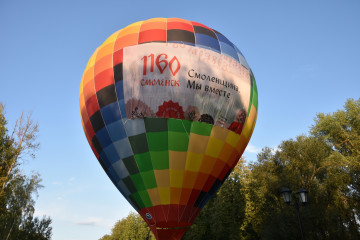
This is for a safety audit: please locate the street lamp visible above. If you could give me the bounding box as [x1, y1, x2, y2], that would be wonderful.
[281, 188, 292, 204]
[297, 188, 308, 204]
[281, 188, 308, 240]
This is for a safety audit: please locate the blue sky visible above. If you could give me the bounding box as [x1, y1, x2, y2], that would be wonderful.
[0, 1, 359, 239]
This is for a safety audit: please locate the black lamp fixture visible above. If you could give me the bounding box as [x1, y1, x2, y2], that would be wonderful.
[281, 188, 308, 240]
[297, 188, 308, 204]
[281, 188, 292, 204]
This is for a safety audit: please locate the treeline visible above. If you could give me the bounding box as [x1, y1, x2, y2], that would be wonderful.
[0, 104, 52, 240]
[100, 98, 360, 240]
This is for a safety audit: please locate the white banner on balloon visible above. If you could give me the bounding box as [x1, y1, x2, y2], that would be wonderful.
[123, 42, 251, 128]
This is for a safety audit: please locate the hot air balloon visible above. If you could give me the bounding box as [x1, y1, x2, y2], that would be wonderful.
[79, 18, 258, 240]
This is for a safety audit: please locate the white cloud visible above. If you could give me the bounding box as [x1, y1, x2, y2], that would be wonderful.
[75, 217, 114, 228]
[245, 144, 261, 154]
[76, 217, 102, 226]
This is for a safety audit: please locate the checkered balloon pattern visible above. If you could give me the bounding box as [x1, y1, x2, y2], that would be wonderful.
[79, 18, 258, 240]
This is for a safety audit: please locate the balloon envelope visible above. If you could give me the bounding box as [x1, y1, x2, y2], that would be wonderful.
[79, 18, 258, 240]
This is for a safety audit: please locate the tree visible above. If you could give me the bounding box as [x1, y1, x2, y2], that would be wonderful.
[0, 104, 39, 197]
[16, 215, 52, 240]
[311, 98, 360, 224]
[100, 212, 155, 240]
[99, 234, 112, 240]
[99, 235, 112, 240]
[245, 135, 360, 239]
[0, 104, 52, 240]
[240, 98, 360, 240]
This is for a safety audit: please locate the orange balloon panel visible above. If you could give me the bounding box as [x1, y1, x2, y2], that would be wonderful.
[79, 18, 258, 240]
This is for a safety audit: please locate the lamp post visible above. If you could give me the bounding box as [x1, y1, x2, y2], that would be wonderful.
[281, 188, 308, 240]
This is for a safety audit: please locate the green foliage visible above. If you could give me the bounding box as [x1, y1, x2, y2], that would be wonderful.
[99, 234, 113, 240]
[0, 105, 52, 240]
[245, 136, 358, 239]
[103, 212, 155, 240]
[99, 235, 112, 240]
[242, 98, 360, 239]
[311, 98, 360, 222]
[311, 98, 360, 158]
